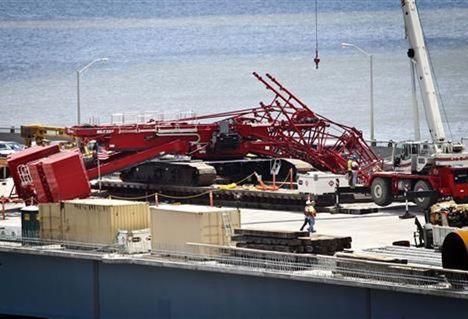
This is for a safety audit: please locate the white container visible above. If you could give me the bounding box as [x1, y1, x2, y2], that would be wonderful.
[432, 225, 458, 248]
[297, 172, 349, 195]
[150, 204, 240, 251]
[117, 228, 151, 254]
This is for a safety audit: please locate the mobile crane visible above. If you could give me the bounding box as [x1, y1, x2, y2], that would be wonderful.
[368, 0, 468, 209]
[7, 73, 382, 204]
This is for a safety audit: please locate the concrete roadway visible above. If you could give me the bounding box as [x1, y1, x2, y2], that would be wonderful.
[240, 204, 423, 250]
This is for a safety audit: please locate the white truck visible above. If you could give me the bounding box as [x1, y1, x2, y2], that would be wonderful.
[369, 0, 468, 210]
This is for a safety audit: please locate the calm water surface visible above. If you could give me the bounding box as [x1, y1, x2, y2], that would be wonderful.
[0, 0, 467, 141]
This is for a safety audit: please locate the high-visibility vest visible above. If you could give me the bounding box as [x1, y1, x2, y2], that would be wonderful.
[305, 206, 316, 217]
[347, 159, 353, 172]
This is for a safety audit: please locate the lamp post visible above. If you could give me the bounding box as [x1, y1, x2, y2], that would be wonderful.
[76, 58, 109, 125]
[341, 43, 375, 143]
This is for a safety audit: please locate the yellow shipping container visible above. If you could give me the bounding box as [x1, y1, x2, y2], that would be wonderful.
[39, 199, 150, 245]
[150, 204, 240, 251]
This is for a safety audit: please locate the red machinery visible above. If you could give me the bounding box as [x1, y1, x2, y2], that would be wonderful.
[8, 73, 382, 203]
[366, 0, 468, 209]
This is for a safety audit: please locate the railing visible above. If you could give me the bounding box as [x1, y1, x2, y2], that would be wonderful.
[0, 126, 19, 134]
[151, 243, 468, 293]
[110, 110, 197, 125]
[1, 233, 468, 294]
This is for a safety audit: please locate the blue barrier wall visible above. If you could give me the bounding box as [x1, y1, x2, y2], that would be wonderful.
[0, 252, 95, 318]
[1, 251, 467, 319]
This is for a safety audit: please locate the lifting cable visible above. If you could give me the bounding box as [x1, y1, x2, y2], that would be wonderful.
[276, 169, 293, 188]
[428, 52, 454, 141]
[313, 0, 320, 69]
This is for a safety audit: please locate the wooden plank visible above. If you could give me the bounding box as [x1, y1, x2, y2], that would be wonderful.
[232, 235, 302, 246]
[236, 243, 302, 253]
[234, 228, 309, 239]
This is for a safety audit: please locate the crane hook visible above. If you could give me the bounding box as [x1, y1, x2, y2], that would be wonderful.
[314, 50, 320, 69]
[313, 0, 320, 69]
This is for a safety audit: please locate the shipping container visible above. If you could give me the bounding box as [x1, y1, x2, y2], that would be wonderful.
[39, 202, 63, 241]
[21, 205, 40, 239]
[39, 199, 150, 245]
[150, 204, 240, 251]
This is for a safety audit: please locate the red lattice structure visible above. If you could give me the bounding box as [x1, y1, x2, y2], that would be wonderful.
[9, 73, 382, 203]
[178, 73, 383, 183]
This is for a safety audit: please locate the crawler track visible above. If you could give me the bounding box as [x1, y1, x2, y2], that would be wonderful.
[95, 180, 370, 211]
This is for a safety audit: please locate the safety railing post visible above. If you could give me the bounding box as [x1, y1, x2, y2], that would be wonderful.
[289, 168, 294, 190]
[209, 191, 214, 207]
[399, 184, 415, 219]
[333, 178, 340, 214]
[1, 199, 5, 220]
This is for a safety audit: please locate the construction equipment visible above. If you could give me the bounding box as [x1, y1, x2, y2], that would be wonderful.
[8, 2, 467, 209]
[368, 0, 468, 209]
[7, 73, 381, 204]
[20, 124, 71, 147]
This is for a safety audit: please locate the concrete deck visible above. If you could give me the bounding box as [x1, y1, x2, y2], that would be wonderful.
[240, 205, 422, 250]
[0, 203, 422, 251]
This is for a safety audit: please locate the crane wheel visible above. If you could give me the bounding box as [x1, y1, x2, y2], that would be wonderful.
[370, 177, 393, 206]
[413, 180, 436, 210]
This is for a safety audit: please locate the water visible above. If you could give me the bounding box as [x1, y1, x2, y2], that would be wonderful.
[0, 0, 467, 142]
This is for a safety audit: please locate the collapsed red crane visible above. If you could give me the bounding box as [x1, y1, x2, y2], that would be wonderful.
[8, 73, 382, 203]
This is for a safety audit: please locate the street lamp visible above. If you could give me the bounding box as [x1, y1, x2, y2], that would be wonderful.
[76, 58, 109, 125]
[341, 42, 375, 143]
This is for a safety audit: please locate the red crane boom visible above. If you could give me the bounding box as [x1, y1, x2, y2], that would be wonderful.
[8, 73, 382, 203]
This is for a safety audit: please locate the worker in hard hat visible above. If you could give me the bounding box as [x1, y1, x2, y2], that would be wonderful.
[300, 200, 317, 233]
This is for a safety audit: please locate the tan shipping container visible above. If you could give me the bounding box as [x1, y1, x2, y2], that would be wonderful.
[150, 204, 240, 251]
[39, 199, 150, 245]
[39, 202, 63, 240]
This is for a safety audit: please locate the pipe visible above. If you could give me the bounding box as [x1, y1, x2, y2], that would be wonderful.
[442, 229, 468, 270]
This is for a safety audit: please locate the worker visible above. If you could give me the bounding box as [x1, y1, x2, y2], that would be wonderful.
[300, 200, 317, 233]
[347, 156, 354, 188]
[347, 156, 359, 189]
[351, 158, 359, 189]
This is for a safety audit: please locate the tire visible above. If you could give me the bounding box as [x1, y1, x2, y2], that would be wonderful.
[413, 180, 437, 210]
[371, 177, 393, 206]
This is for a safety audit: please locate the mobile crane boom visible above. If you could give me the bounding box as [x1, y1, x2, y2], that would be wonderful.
[401, 0, 446, 144]
[368, 1, 468, 210]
